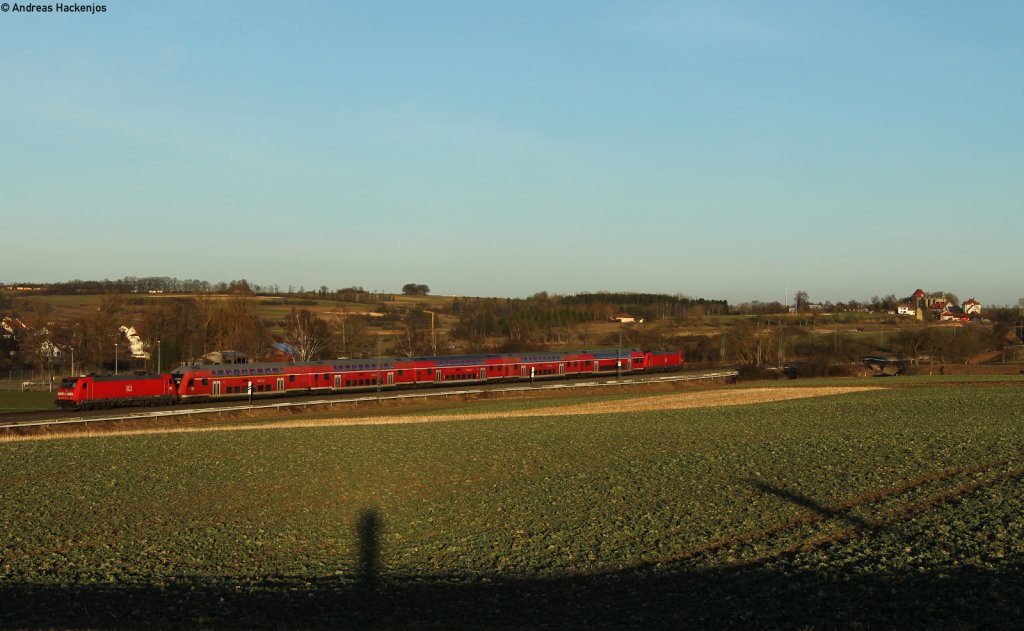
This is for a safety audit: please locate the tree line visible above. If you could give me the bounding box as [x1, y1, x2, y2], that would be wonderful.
[3, 282, 1020, 380]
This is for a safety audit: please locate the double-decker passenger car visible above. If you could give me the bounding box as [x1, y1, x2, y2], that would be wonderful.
[169, 349, 677, 403]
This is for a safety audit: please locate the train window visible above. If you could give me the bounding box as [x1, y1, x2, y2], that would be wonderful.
[202, 378, 209, 386]
[289, 375, 295, 382]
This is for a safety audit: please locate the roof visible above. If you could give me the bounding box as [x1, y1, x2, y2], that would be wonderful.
[270, 342, 298, 355]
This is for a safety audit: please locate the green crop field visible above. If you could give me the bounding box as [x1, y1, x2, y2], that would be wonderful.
[0, 389, 56, 412]
[1, 382, 1022, 628]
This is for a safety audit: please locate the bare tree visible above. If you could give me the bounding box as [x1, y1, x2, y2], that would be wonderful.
[794, 291, 809, 312]
[395, 309, 431, 357]
[79, 294, 125, 373]
[331, 310, 375, 358]
[283, 308, 331, 361]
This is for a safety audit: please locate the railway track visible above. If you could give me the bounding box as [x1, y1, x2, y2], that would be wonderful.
[0, 369, 739, 432]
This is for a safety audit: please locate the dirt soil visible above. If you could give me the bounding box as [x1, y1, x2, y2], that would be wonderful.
[7, 386, 881, 442]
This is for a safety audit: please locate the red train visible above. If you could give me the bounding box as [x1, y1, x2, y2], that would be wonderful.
[56, 374, 178, 410]
[56, 349, 684, 410]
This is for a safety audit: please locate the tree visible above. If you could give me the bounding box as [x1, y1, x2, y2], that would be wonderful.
[894, 326, 933, 364]
[331, 310, 375, 358]
[402, 283, 430, 296]
[219, 296, 268, 361]
[394, 308, 432, 357]
[283, 308, 331, 361]
[79, 293, 125, 373]
[227, 279, 253, 294]
[794, 291, 809, 312]
[17, 300, 55, 379]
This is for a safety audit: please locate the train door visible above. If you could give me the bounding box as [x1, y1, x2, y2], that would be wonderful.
[212, 381, 221, 396]
[334, 375, 342, 389]
[559, 363, 565, 377]
[480, 367, 486, 381]
[593, 361, 599, 373]
[277, 377, 285, 392]
[521, 365, 529, 378]
[387, 372, 394, 386]
[435, 370, 442, 384]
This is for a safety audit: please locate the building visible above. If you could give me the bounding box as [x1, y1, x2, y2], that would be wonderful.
[962, 298, 982, 315]
[610, 313, 644, 324]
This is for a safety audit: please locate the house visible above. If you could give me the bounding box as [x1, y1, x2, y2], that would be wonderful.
[897, 304, 917, 316]
[610, 313, 644, 324]
[119, 325, 150, 359]
[267, 342, 298, 362]
[962, 298, 982, 315]
[196, 350, 248, 365]
[1, 317, 26, 339]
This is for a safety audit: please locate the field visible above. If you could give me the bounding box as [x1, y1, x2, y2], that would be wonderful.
[0, 389, 56, 412]
[1, 378, 1022, 628]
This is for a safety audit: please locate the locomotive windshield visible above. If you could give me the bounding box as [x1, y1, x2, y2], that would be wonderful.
[59, 378, 78, 389]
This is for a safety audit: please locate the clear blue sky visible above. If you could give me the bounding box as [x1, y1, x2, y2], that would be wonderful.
[2, 1, 1022, 305]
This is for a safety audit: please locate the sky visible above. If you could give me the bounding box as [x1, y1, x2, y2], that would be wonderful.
[1, 1, 1022, 306]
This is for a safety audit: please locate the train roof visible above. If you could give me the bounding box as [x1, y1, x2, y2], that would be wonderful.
[72, 374, 170, 382]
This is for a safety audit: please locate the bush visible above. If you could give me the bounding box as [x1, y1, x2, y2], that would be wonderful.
[736, 365, 784, 382]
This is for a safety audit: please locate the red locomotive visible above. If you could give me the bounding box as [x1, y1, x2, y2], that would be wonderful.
[56, 374, 178, 410]
[55, 349, 684, 410]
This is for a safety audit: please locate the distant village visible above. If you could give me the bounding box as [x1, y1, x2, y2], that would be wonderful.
[799, 289, 986, 322]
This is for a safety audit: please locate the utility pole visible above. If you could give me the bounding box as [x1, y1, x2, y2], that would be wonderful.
[616, 331, 622, 379]
[756, 317, 762, 366]
[777, 317, 784, 369]
[424, 310, 439, 355]
[376, 336, 382, 402]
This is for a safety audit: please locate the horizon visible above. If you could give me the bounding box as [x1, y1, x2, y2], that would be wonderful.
[0, 276, 1012, 309]
[2, 2, 1021, 306]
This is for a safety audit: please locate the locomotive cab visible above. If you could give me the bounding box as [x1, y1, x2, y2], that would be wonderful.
[55, 376, 90, 409]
